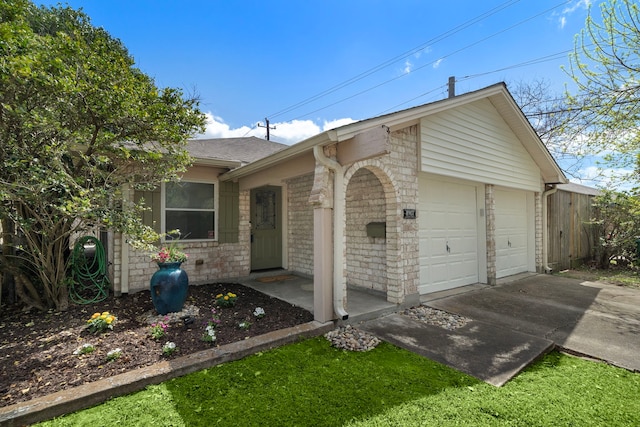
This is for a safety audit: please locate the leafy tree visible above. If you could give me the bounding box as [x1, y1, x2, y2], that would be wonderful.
[589, 190, 640, 269]
[0, 1, 206, 310]
[510, 79, 585, 181]
[564, 0, 640, 186]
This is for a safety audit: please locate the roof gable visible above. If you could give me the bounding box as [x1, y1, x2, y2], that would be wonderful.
[222, 83, 567, 185]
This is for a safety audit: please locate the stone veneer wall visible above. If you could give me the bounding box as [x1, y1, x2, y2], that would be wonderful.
[286, 173, 315, 276]
[342, 125, 420, 303]
[345, 168, 387, 292]
[113, 190, 251, 294]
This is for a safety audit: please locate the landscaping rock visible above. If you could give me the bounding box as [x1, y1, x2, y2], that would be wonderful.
[324, 325, 381, 352]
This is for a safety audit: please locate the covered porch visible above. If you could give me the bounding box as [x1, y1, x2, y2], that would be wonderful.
[238, 271, 397, 323]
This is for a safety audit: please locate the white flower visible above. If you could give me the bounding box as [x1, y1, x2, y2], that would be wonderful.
[206, 325, 216, 338]
[253, 307, 265, 318]
[106, 348, 122, 361]
[73, 343, 95, 355]
[163, 341, 176, 350]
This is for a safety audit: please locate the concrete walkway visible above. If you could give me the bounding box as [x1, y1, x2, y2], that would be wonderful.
[361, 274, 640, 386]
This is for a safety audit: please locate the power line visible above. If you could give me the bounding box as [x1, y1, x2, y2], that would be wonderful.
[265, 0, 527, 121]
[285, 0, 572, 123]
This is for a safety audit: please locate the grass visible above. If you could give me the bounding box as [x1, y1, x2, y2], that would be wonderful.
[556, 266, 640, 289]
[38, 337, 640, 426]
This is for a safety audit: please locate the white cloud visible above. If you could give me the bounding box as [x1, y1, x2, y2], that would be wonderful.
[559, 16, 567, 29]
[433, 58, 444, 69]
[574, 164, 634, 191]
[195, 112, 356, 145]
[323, 118, 356, 131]
[404, 60, 413, 74]
[198, 113, 259, 139]
[269, 119, 321, 144]
[556, 0, 591, 29]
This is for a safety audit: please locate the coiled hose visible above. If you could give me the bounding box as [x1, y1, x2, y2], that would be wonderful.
[69, 236, 110, 304]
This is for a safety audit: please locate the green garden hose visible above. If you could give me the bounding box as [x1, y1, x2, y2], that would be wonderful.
[69, 236, 110, 304]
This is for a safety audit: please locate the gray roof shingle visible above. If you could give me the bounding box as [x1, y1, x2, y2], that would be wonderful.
[186, 137, 288, 165]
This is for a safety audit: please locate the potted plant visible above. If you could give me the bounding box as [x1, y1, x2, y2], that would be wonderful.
[149, 232, 189, 315]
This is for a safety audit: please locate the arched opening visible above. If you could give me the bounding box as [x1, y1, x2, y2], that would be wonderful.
[344, 163, 401, 305]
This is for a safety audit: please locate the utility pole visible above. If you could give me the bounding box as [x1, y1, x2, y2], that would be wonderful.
[257, 118, 276, 141]
[448, 76, 455, 98]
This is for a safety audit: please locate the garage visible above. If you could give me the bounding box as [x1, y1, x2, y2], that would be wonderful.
[495, 189, 534, 278]
[418, 174, 482, 294]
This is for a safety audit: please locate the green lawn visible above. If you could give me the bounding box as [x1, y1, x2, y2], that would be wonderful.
[38, 338, 640, 426]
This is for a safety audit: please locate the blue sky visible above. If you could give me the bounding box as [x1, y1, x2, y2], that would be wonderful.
[38, 0, 613, 185]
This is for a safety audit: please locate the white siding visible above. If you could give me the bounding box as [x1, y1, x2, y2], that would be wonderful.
[421, 98, 541, 192]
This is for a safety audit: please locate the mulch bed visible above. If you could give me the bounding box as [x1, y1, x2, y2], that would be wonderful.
[0, 283, 313, 408]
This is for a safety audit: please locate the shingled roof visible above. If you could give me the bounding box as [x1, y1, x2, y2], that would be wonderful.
[186, 137, 288, 166]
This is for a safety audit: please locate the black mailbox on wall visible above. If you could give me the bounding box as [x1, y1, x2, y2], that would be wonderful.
[366, 222, 386, 238]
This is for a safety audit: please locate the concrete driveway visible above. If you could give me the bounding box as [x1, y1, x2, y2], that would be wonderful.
[361, 274, 640, 386]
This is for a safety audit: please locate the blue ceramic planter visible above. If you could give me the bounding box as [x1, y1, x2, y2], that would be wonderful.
[150, 262, 189, 315]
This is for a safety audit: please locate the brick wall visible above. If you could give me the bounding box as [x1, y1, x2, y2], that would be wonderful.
[345, 168, 387, 292]
[286, 173, 315, 276]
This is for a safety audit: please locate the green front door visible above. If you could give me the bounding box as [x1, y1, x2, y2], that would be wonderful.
[250, 186, 282, 270]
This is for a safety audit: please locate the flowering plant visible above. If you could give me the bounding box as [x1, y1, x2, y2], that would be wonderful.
[238, 320, 251, 330]
[151, 230, 188, 264]
[201, 308, 220, 343]
[86, 311, 116, 334]
[215, 292, 237, 308]
[149, 318, 169, 340]
[73, 343, 95, 355]
[162, 341, 178, 356]
[106, 348, 122, 362]
[253, 307, 266, 319]
[151, 245, 188, 264]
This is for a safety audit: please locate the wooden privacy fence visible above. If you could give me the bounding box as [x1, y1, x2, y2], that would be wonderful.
[547, 183, 600, 271]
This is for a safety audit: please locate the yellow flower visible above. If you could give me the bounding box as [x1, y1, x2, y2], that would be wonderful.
[224, 296, 229, 300]
[102, 311, 109, 316]
[91, 313, 100, 319]
[100, 314, 107, 320]
[106, 317, 114, 324]
[229, 293, 236, 298]
[216, 294, 223, 299]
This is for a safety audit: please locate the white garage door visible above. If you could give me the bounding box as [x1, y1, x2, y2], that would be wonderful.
[418, 175, 479, 294]
[495, 189, 530, 278]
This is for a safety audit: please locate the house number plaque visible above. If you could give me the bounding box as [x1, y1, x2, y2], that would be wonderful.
[403, 209, 416, 219]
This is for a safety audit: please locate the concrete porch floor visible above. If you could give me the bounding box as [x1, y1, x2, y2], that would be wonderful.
[238, 270, 398, 323]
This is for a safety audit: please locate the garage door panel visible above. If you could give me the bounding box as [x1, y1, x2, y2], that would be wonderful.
[495, 190, 529, 278]
[419, 176, 479, 294]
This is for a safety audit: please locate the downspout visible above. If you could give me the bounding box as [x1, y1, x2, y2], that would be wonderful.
[542, 185, 558, 273]
[313, 145, 349, 320]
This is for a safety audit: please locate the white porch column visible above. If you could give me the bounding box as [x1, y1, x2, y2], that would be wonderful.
[313, 208, 334, 322]
[309, 162, 335, 323]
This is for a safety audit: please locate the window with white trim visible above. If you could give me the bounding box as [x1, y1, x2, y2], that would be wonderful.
[165, 181, 216, 240]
